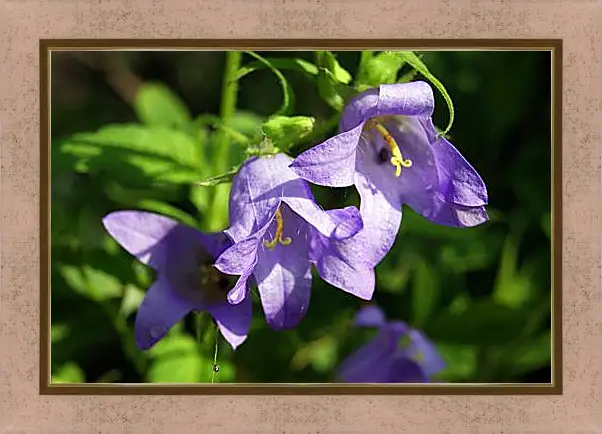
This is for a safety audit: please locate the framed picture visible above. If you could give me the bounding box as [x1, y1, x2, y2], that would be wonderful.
[1, 1, 600, 432]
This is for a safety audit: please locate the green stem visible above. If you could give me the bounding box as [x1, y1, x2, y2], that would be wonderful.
[215, 50, 243, 171]
[207, 51, 243, 231]
[211, 325, 220, 384]
[356, 51, 374, 84]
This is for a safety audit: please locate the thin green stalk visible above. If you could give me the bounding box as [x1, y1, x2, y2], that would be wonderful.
[208, 51, 243, 231]
[356, 51, 374, 84]
[211, 325, 220, 383]
[215, 50, 243, 171]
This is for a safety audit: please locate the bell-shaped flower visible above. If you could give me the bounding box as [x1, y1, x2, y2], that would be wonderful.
[336, 305, 445, 383]
[102, 211, 252, 350]
[214, 153, 376, 330]
[291, 81, 488, 269]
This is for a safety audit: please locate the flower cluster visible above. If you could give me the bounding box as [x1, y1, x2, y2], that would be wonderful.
[103, 81, 488, 383]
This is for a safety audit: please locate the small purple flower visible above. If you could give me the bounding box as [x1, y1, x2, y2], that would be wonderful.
[102, 211, 252, 350]
[290, 81, 489, 268]
[336, 305, 445, 383]
[214, 153, 376, 330]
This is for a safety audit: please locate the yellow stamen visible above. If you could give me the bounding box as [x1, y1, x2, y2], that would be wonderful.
[264, 208, 292, 250]
[367, 119, 413, 177]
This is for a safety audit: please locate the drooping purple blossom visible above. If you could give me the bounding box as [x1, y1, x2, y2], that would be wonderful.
[336, 305, 445, 383]
[213, 153, 377, 330]
[290, 81, 489, 269]
[102, 211, 252, 350]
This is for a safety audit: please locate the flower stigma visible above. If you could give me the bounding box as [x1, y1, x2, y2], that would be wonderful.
[366, 118, 412, 177]
[263, 208, 292, 251]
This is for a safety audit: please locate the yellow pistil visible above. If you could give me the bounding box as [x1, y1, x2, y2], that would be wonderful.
[367, 119, 413, 177]
[263, 208, 292, 251]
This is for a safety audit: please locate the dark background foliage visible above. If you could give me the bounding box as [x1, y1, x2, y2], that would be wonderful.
[50, 50, 552, 384]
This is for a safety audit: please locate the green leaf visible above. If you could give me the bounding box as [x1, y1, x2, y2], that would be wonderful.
[316, 70, 350, 112]
[133, 81, 193, 129]
[241, 52, 294, 116]
[433, 343, 478, 382]
[51, 323, 70, 344]
[262, 116, 315, 151]
[59, 124, 205, 185]
[424, 300, 528, 346]
[411, 259, 439, 328]
[356, 51, 407, 87]
[131, 199, 199, 229]
[315, 52, 356, 111]
[290, 337, 338, 373]
[58, 264, 123, 302]
[195, 166, 240, 187]
[511, 332, 552, 375]
[394, 51, 455, 135]
[492, 231, 534, 309]
[147, 334, 205, 383]
[315, 51, 352, 84]
[52, 362, 85, 384]
[119, 284, 145, 318]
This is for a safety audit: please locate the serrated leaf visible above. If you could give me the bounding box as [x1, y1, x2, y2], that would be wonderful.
[394, 51, 455, 135]
[133, 81, 193, 129]
[241, 52, 294, 116]
[58, 124, 205, 185]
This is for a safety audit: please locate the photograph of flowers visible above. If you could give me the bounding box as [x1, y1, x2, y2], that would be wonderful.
[48, 48, 554, 385]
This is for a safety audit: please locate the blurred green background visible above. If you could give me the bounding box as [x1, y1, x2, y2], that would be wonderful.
[50, 50, 552, 384]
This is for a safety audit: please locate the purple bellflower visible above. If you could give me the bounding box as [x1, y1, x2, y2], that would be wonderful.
[290, 81, 489, 269]
[214, 153, 376, 330]
[102, 211, 252, 351]
[336, 305, 445, 383]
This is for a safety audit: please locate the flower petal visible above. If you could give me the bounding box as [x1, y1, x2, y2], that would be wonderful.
[421, 118, 488, 207]
[333, 141, 404, 269]
[228, 154, 354, 241]
[426, 203, 489, 228]
[254, 206, 312, 330]
[386, 358, 430, 383]
[289, 123, 364, 188]
[336, 324, 407, 382]
[340, 82, 435, 131]
[315, 244, 375, 301]
[206, 296, 253, 350]
[354, 305, 387, 328]
[226, 156, 282, 242]
[102, 211, 228, 271]
[134, 278, 196, 350]
[380, 116, 444, 219]
[216, 207, 279, 304]
[406, 329, 446, 376]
